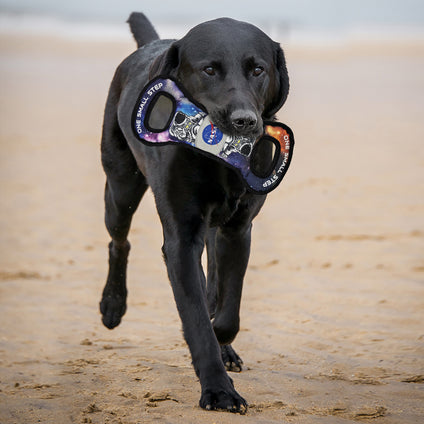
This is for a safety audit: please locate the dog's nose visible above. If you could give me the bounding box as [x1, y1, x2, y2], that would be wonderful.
[230, 110, 258, 132]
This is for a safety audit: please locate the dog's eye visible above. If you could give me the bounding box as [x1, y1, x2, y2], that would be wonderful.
[203, 66, 216, 76]
[252, 66, 264, 77]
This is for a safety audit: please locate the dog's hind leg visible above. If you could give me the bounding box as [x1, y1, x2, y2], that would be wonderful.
[100, 172, 147, 329]
[100, 96, 148, 329]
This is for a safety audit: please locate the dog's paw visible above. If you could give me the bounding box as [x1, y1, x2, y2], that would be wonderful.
[100, 292, 127, 329]
[199, 382, 247, 414]
[221, 345, 243, 372]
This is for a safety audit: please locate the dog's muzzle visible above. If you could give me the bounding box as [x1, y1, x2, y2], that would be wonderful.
[132, 77, 294, 194]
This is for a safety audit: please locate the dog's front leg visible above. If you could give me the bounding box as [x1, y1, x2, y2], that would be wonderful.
[210, 194, 265, 371]
[161, 219, 247, 413]
[212, 223, 251, 346]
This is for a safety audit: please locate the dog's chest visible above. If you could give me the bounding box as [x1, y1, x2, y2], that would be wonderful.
[208, 194, 242, 227]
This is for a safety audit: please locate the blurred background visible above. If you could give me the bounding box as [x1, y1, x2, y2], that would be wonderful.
[1, 0, 424, 43]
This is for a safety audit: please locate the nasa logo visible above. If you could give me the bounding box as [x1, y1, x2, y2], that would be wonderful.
[202, 124, 223, 145]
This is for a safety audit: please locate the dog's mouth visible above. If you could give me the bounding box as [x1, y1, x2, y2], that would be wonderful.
[209, 109, 263, 139]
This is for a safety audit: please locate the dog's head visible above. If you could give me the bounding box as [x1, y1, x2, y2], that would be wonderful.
[149, 18, 289, 138]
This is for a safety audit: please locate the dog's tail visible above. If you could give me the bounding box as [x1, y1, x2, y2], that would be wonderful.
[127, 12, 160, 48]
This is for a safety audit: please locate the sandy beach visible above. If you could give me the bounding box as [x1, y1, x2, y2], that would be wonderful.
[0, 27, 423, 424]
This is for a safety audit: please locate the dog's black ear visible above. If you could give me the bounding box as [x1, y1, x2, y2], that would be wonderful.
[149, 43, 180, 79]
[264, 43, 290, 119]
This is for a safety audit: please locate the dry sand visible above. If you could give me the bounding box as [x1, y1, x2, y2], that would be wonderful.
[0, 31, 423, 424]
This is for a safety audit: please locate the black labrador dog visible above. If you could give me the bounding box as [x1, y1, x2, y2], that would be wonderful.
[100, 12, 289, 412]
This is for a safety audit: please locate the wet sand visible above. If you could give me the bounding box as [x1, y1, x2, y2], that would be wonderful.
[0, 31, 423, 423]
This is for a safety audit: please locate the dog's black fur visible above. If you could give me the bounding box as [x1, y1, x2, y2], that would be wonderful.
[100, 12, 289, 412]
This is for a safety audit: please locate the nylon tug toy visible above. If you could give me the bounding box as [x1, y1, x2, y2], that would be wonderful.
[132, 77, 294, 194]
